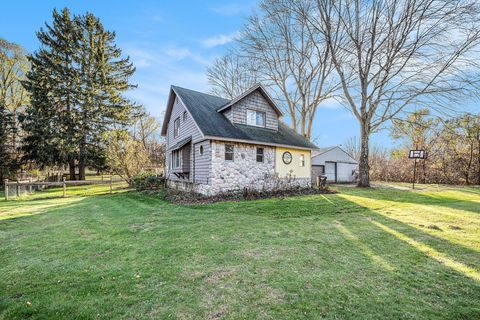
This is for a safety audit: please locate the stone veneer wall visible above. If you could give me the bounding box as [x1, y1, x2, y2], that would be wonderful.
[168, 140, 311, 196]
[207, 141, 275, 195]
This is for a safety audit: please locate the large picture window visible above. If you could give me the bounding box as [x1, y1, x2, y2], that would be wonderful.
[225, 144, 234, 161]
[247, 109, 266, 127]
[256, 147, 264, 162]
[173, 117, 180, 138]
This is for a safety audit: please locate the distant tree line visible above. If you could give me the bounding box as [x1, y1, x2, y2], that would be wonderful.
[344, 111, 480, 185]
[0, 8, 164, 183]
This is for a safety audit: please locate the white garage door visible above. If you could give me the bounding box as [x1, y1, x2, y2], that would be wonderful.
[337, 163, 356, 182]
[324, 162, 336, 182]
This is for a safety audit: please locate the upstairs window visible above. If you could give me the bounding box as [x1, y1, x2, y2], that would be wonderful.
[256, 147, 264, 163]
[183, 111, 187, 121]
[225, 144, 234, 161]
[173, 117, 180, 138]
[299, 154, 305, 167]
[247, 109, 266, 127]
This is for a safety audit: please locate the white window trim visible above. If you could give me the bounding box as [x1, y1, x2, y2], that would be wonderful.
[299, 154, 305, 167]
[246, 109, 266, 127]
[173, 117, 180, 138]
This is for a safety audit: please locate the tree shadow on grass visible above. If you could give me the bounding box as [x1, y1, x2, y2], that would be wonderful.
[341, 186, 480, 215]
[1, 192, 480, 319]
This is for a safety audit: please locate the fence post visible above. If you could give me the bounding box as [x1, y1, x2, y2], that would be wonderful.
[63, 177, 66, 197]
[109, 174, 113, 194]
[316, 176, 320, 188]
[4, 179, 8, 201]
[16, 181, 20, 198]
[29, 178, 33, 193]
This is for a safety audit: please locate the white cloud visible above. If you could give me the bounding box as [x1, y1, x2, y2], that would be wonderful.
[200, 31, 240, 48]
[122, 43, 214, 117]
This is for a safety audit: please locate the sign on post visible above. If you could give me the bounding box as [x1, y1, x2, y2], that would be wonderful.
[409, 150, 426, 159]
[409, 149, 426, 189]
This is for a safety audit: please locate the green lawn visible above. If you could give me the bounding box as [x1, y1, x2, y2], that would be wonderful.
[1, 184, 479, 319]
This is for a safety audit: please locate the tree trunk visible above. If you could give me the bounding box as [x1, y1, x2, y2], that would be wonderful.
[69, 157, 75, 180]
[78, 135, 86, 181]
[357, 122, 370, 187]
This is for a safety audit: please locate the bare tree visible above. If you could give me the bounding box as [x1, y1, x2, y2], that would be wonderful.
[207, 53, 260, 99]
[208, 0, 339, 138]
[131, 110, 166, 170]
[0, 38, 29, 162]
[304, 0, 480, 186]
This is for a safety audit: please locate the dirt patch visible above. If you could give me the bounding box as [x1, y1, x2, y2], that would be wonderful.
[449, 225, 462, 230]
[207, 305, 228, 320]
[427, 224, 442, 231]
[204, 269, 236, 284]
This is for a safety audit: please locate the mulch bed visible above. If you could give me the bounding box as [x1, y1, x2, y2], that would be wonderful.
[162, 187, 337, 204]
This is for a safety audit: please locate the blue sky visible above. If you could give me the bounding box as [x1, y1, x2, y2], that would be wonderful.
[2, 1, 476, 148]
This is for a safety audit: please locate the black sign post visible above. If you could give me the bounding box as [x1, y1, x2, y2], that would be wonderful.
[408, 150, 426, 189]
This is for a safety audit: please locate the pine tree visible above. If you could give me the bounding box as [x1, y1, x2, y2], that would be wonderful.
[22, 8, 79, 178]
[0, 104, 15, 181]
[74, 13, 137, 180]
[22, 8, 137, 180]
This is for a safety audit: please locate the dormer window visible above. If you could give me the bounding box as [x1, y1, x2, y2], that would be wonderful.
[247, 109, 266, 127]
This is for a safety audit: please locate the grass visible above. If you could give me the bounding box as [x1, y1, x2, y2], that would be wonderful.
[0, 183, 479, 319]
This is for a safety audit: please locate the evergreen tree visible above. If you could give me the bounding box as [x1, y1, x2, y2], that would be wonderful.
[22, 8, 79, 178]
[22, 8, 137, 180]
[0, 104, 15, 181]
[74, 13, 137, 180]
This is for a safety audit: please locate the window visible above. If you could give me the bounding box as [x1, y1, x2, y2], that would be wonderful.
[173, 117, 180, 138]
[171, 150, 182, 169]
[299, 154, 305, 167]
[225, 144, 234, 161]
[247, 109, 266, 127]
[183, 111, 187, 121]
[256, 147, 264, 163]
[199, 145, 204, 155]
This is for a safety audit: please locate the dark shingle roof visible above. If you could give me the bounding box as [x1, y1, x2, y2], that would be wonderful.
[171, 86, 318, 150]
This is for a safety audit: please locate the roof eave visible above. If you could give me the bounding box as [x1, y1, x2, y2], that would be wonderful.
[216, 84, 284, 116]
[160, 87, 175, 136]
[203, 135, 319, 151]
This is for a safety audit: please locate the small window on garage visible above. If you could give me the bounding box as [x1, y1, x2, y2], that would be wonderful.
[256, 147, 264, 162]
[225, 144, 234, 161]
[299, 154, 305, 167]
[199, 145, 204, 155]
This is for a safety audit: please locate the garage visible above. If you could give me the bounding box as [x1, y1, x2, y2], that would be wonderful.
[311, 146, 358, 183]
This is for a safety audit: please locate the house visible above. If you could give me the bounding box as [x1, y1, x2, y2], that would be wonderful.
[160, 84, 318, 195]
[311, 146, 358, 183]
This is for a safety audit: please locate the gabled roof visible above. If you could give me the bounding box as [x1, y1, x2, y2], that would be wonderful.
[161, 85, 318, 150]
[312, 146, 358, 163]
[216, 83, 283, 116]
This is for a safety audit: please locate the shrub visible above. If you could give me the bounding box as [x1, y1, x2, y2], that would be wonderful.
[133, 173, 165, 191]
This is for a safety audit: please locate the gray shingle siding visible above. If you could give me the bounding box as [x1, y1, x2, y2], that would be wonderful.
[193, 140, 211, 184]
[166, 96, 203, 182]
[228, 90, 279, 130]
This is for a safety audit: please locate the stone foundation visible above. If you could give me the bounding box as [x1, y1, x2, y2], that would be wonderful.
[167, 141, 311, 196]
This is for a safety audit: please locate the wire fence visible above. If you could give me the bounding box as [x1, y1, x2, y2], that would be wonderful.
[3, 178, 126, 201]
